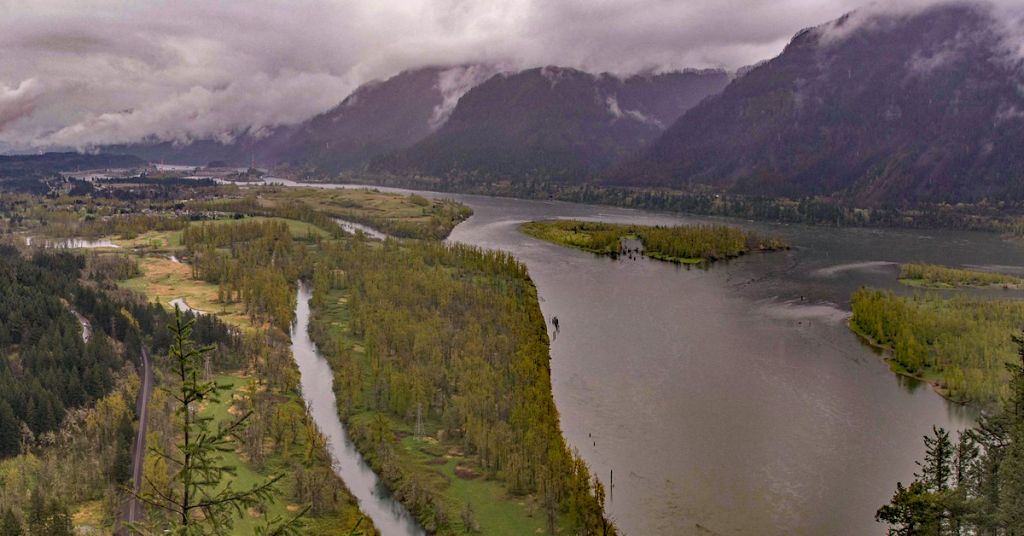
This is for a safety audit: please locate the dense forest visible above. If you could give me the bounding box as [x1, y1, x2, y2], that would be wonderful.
[0, 181, 375, 534]
[877, 332, 1024, 534]
[900, 264, 1024, 289]
[0, 248, 119, 444]
[521, 219, 787, 263]
[308, 238, 614, 534]
[850, 289, 1024, 405]
[182, 218, 313, 330]
[0, 242, 243, 533]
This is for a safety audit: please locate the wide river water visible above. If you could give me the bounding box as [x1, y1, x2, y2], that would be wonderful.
[271, 179, 1024, 535]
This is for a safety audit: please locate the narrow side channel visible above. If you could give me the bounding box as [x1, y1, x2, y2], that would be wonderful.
[290, 283, 425, 536]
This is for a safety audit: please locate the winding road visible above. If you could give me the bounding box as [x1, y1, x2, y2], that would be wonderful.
[121, 344, 153, 533]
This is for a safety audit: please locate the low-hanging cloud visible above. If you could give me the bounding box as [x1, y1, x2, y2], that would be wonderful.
[0, 78, 43, 130]
[0, 0, 1016, 151]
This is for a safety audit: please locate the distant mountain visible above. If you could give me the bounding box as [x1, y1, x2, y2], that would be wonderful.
[107, 65, 496, 172]
[371, 67, 730, 181]
[0, 152, 145, 193]
[103, 138, 256, 168]
[612, 3, 1024, 205]
[269, 65, 497, 173]
[0, 152, 144, 177]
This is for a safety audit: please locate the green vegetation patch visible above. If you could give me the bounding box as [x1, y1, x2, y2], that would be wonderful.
[521, 219, 788, 263]
[196, 187, 472, 240]
[850, 288, 1024, 405]
[899, 263, 1024, 289]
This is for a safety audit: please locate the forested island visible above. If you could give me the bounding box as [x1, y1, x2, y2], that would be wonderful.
[851, 263, 1024, 406]
[0, 176, 615, 535]
[899, 263, 1024, 289]
[521, 219, 787, 264]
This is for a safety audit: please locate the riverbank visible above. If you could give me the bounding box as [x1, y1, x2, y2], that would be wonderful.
[310, 287, 567, 535]
[847, 320, 952, 401]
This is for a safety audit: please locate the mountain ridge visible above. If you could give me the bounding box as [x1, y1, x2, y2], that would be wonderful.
[369, 66, 730, 181]
[609, 2, 1024, 205]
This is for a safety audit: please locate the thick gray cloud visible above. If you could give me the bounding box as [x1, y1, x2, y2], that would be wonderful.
[0, 0, 1013, 150]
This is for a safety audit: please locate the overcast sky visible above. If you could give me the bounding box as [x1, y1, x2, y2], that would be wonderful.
[0, 0, 1006, 151]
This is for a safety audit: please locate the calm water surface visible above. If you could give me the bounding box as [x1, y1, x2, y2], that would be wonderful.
[268, 179, 1024, 535]
[445, 196, 1024, 536]
[291, 284, 425, 536]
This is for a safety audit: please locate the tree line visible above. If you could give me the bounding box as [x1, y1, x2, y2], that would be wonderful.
[851, 288, 1024, 405]
[341, 173, 1024, 233]
[182, 219, 311, 331]
[522, 219, 787, 263]
[900, 263, 1024, 289]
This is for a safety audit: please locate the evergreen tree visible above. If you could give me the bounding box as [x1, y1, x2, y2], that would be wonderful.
[917, 426, 953, 493]
[998, 334, 1024, 532]
[0, 400, 20, 457]
[876, 481, 940, 536]
[0, 508, 21, 536]
[131, 312, 305, 536]
[110, 412, 135, 483]
[947, 431, 979, 534]
[25, 488, 45, 536]
[41, 501, 73, 536]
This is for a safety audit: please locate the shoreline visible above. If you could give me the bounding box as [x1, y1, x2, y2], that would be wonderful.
[846, 320, 962, 405]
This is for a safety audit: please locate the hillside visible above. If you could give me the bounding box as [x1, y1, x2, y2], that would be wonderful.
[611, 3, 1024, 205]
[269, 65, 496, 173]
[107, 66, 495, 171]
[371, 67, 729, 181]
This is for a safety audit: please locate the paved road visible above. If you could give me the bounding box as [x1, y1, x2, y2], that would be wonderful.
[121, 344, 153, 533]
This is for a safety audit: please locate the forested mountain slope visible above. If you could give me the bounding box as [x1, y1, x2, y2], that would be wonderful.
[370, 67, 730, 181]
[612, 3, 1024, 205]
[107, 65, 496, 171]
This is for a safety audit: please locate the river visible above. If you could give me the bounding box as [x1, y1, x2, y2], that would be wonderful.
[271, 179, 1024, 535]
[291, 283, 425, 536]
